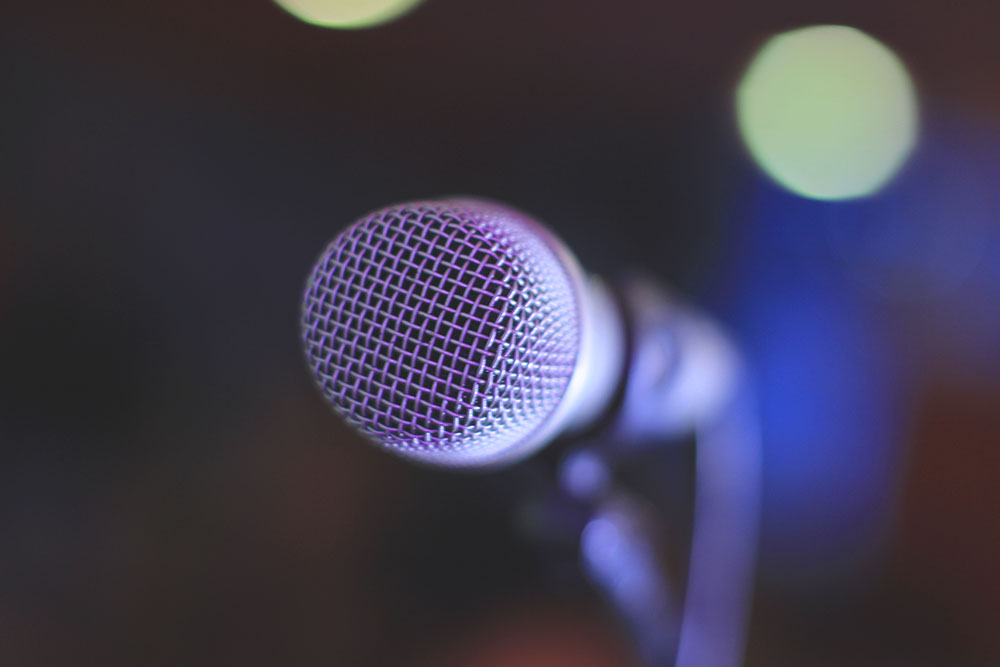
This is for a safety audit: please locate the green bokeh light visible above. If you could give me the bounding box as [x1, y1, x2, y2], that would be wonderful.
[274, 0, 425, 29]
[736, 25, 918, 200]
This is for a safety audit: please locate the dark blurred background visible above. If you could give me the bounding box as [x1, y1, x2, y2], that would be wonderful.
[1, 1, 999, 665]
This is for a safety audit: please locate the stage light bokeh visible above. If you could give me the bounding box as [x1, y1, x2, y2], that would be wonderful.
[273, 0, 424, 29]
[736, 25, 918, 200]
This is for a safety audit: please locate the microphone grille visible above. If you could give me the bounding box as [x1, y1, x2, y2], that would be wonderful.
[301, 200, 581, 466]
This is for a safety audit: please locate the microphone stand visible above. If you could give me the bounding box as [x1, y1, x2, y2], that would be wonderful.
[560, 278, 762, 667]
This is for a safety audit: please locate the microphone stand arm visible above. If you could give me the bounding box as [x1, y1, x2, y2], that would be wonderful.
[565, 277, 761, 667]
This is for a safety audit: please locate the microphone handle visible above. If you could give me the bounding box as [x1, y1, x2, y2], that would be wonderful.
[577, 277, 761, 667]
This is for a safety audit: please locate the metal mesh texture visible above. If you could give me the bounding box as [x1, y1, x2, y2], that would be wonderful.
[301, 200, 581, 465]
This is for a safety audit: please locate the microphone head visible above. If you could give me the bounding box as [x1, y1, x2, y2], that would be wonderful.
[301, 199, 584, 468]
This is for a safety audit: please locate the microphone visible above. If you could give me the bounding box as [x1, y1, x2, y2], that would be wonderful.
[300, 198, 759, 666]
[301, 198, 732, 467]
[301, 198, 627, 467]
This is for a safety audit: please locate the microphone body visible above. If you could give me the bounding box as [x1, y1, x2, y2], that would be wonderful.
[301, 198, 734, 467]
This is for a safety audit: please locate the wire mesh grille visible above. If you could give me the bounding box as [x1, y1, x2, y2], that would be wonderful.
[301, 200, 581, 463]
